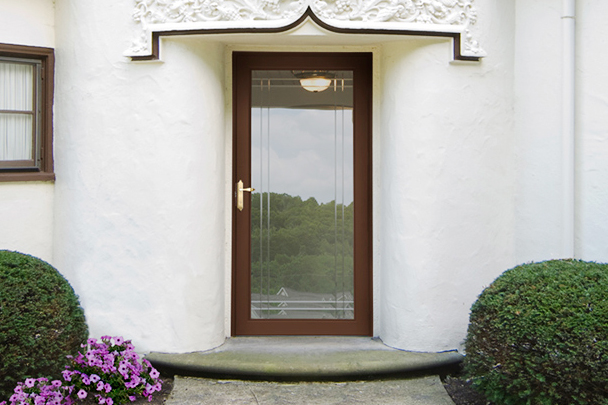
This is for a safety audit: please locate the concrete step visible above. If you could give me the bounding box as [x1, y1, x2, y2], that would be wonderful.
[146, 337, 463, 380]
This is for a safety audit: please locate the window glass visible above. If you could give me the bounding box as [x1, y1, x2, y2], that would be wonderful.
[250, 70, 355, 320]
[0, 62, 34, 110]
[0, 114, 33, 161]
[0, 59, 39, 167]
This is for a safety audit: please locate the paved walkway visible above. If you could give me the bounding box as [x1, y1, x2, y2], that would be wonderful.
[165, 375, 455, 404]
[146, 337, 461, 404]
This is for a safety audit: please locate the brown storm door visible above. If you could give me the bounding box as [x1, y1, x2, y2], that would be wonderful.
[232, 52, 372, 335]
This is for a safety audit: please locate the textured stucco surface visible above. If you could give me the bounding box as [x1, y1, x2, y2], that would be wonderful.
[377, 15, 517, 350]
[514, 0, 564, 262]
[53, 0, 227, 352]
[1, 0, 607, 354]
[0, 0, 55, 48]
[0, 183, 54, 263]
[575, 0, 608, 262]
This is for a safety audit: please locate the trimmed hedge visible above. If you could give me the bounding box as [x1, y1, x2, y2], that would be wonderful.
[0, 251, 88, 400]
[464, 259, 608, 405]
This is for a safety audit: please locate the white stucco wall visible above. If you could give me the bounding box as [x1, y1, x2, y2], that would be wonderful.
[53, 1, 226, 352]
[0, 0, 55, 48]
[4, 0, 606, 354]
[0, 0, 55, 263]
[0, 183, 55, 263]
[53, 0, 519, 353]
[378, 0, 517, 352]
[514, 0, 564, 263]
[576, 0, 608, 262]
[514, 0, 608, 264]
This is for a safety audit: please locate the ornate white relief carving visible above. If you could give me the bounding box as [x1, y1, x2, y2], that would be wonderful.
[132, 0, 306, 24]
[128, 0, 485, 59]
[312, 0, 474, 25]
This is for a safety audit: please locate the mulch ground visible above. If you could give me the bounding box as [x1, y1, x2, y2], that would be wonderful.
[442, 374, 495, 405]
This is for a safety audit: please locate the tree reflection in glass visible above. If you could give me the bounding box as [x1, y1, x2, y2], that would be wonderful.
[250, 70, 354, 320]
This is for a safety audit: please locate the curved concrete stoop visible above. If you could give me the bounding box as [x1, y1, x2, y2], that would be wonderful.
[146, 337, 463, 380]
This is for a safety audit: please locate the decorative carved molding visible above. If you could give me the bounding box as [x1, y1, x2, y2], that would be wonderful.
[128, 0, 485, 61]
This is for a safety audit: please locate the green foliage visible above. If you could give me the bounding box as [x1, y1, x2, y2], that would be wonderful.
[464, 259, 608, 405]
[250, 192, 354, 295]
[0, 250, 88, 401]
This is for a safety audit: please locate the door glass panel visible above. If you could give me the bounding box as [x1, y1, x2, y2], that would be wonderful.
[250, 70, 354, 320]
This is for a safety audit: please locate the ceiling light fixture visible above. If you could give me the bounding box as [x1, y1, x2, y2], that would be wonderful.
[293, 71, 334, 93]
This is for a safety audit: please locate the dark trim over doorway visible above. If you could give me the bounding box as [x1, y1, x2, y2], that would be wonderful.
[231, 52, 373, 336]
[130, 7, 481, 62]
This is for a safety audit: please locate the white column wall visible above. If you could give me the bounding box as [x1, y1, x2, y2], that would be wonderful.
[0, 0, 55, 263]
[514, 0, 565, 263]
[378, 0, 517, 352]
[576, 0, 608, 262]
[53, 1, 226, 352]
[514, 0, 608, 264]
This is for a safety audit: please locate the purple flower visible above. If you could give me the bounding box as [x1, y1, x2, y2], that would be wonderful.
[104, 383, 112, 393]
[90, 374, 101, 384]
[149, 368, 160, 379]
[125, 380, 136, 389]
[88, 338, 97, 346]
[77, 389, 88, 399]
[114, 336, 124, 345]
[106, 398, 114, 405]
[97, 381, 105, 391]
[128, 395, 136, 402]
[51, 379, 62, 388]
[62, 369, 73, 382]
[82, 375, 91, 385]
[25, 378, 36, 388]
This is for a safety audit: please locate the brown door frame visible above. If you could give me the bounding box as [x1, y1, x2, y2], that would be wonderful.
[231, 51, 373, 335]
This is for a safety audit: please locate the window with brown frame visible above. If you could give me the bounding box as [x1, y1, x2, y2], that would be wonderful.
[0, 43, 54, 182]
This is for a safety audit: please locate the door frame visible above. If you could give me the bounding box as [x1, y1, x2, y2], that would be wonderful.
[231, 51, 373, 336]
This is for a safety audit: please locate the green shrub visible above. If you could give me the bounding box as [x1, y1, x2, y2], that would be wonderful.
[0, 251, 88, 400]
[464, 259, 608, 405]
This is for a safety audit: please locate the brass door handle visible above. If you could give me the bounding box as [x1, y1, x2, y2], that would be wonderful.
[236, 180, 255, 211]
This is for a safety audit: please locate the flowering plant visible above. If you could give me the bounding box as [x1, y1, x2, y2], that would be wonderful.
[65, 336, 162, 404]
[0, 337, 162, 405]
[3, 377, 70, 405]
